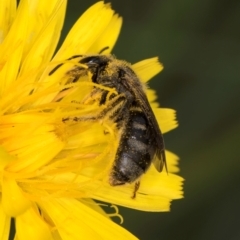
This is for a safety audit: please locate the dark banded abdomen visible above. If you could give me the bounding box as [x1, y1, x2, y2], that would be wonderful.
[109, 108, 157, 185]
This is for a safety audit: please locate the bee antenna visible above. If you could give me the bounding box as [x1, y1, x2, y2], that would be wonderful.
[99, 46, 109, 54]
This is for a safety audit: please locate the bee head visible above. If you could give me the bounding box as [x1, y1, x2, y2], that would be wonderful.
[79, 55, 107, 81]
[79, 55, 118, 88]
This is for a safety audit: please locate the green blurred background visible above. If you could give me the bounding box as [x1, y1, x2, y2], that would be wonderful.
[63, 1, 240, 239]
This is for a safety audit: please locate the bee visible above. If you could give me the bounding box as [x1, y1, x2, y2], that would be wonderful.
[50, 54, 166, 198]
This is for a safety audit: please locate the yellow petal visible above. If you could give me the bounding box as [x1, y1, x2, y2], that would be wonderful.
[1, 113, 64, 176]
[133, 57, 163, 83]
[0, 0, 16, 43]
[15, 207, 53, 240]
[22, 0, 66, 57]
[0, 0, 29, 95]
[146, 89, 159, 105]
[55, 2, 115, 59]
[0, 145, 15, 171]
[2, 176, 31, 216]
[89, 169, 183, 212]
[20, 0, 67, 76]
[165, 150, 180, 173]
[90, 182, 171, 212]
[0, 203, 11, 240]
[140, 166, 184, 200]
[0, 42, 24, 95]
[153, 108, 178, 133]
[39, 198, 138, 240]
[88, 13, 123, 54]
[81, 199, 110, 218]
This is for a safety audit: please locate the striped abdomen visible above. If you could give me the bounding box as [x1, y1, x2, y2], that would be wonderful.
[109, 108, 157, 186]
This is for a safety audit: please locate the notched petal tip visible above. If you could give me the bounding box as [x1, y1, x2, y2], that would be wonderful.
[133, 57, 163, 83]
[153, 108, 178, 133]
[55, 1, 117, 59]
[165, 150, 181, 173]
[88, 13, 123, 54]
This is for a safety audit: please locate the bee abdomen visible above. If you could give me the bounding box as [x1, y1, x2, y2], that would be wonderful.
[110, 108, 157, 186]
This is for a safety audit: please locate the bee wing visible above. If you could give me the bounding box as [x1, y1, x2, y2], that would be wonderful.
[137, 88, 167, 172]
[122, 72, 167, 172]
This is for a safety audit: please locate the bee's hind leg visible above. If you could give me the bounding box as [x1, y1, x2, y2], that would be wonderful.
[132, 181, 140, 199]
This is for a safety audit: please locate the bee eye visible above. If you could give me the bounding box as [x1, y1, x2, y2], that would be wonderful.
[87, 58, 99, 65]
[79, 56, 101, 66]
[79, 56, 109, 69]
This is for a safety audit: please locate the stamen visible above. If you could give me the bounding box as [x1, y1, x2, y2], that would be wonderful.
[107, 205, 124, 224]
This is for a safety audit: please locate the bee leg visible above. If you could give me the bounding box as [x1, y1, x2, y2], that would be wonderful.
[81, 88, 104, 105]
[132, 181, 140, 199]
[63, 93, 131, 122]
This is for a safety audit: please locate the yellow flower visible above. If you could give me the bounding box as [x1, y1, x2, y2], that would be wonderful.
[0, 1, 184, 239]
